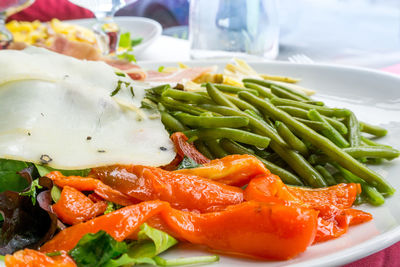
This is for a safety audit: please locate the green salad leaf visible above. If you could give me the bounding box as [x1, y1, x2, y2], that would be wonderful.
[119, 32, 132, 49]
[119, 32, 142, 49]
[69, 230, 128, 267]
[19, 178, 42, 205]
[131, 37, 143, 47]
[154, 255, 220, 266]
[117, 32, 140, 63]
[104, 223, 178, 267]
[136, 223, 178, 256]
[117, 52, 136, 63]
[35, 164, 91, 177]
[177, 157, 202, 170]
[0, 159, 30, 192]
[70, 223, 218, 267]
[104, 201, 123, 215]
[50, 185, 62, 203]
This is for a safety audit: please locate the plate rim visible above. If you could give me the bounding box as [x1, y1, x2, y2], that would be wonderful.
[138, 59, 400, 82]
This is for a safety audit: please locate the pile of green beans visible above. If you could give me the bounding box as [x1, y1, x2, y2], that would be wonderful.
[144, 79, 399, 205]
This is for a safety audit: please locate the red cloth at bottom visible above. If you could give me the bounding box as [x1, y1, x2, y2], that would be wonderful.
[7, 0, 93, 22]
[344, 241, 400, 267]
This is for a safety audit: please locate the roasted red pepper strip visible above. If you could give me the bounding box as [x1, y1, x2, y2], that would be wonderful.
[175, 154, 269, 187]
[244, 174, 301, 204]
[244, 174, 372, 243]
[46, 171, 138, 206]
[40, 200, 318, 260]
[90, 165, 243, 213]
[171, 132, 211, 164]
[163, 132, 211, 170]
[162, 201, 318, 260]
[313, 204, 372, 243]
[5, 249, 76, 267]
[287, 183, 362, 209]
[52, 186, 108, 225]
[40, 200, 169, 253]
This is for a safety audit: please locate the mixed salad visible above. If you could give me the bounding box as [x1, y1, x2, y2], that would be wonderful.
[0, 48, 399, 266]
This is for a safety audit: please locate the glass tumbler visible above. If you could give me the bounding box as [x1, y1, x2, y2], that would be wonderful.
[189, 0, 279, 60]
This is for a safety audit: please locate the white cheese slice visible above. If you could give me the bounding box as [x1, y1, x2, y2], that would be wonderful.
[0, 47, 175, 169]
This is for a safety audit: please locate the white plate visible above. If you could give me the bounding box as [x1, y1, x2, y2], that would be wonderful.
[138, 60, 400, 266]
[2, 61, 398, 267]
[67, 16, 162, 54]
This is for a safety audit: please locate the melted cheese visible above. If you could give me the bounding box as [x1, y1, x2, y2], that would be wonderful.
[0, 47, 175, 169]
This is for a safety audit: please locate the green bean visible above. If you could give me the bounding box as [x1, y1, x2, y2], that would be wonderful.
[160, 111, 187, 132]
[146, 84, 171, 95]
[160, 97, 210, 115]
[237, 91, 395, 196]
[271, 98, 351, 117]
[243, 82, 274, 99]
[244, 109, 265, 121]
[270, 85, 307, 102]
[294, 118, 329, 132]
[162, 88, 213, 104]
[205, 83, 239, 110]
[308, 109, 350, 148]
[200, 112, 213, 117]
[157, 102, 167, 112]
[275, 121, 309, 156]
[360, 136, 392, 148]
[141, 98, 158, 110]
[145, 91, 162, 103]
[278, 106, 348, 134]
[269, 141, 327, 187]
[343, 146, 400, 160]
[173, 112, 249, 128]
[183, 128, 271, 149]
[242, 78, 311, 100]
[360, 122, 388, 137]
[223, 94, 262, 115]
[315, 165, 337, 186]
[303, 100, 325, 106]
[308, 154, 331, 165]
[194, 140, 214, 159]
[199, 104, 288, 148]
[347, 112, 362, 147]
[333, 173, 348, 184]
[277, 106, 309, 119]
[365, 158, 384, 165]
[333, 163, 385, 206]
[211, 84, 259, 96]
[325, 117, 348, 135]
[204, 139, 229, 158]
[219, 138, 303, 186]
[353, 193, 367, 205]
[252, 148, 272, 159]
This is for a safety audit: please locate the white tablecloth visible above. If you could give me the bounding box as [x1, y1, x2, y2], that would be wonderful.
[137, 35, 190, 62]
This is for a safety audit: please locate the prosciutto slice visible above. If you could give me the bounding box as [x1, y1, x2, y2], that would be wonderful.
[145, 66, 216, 83]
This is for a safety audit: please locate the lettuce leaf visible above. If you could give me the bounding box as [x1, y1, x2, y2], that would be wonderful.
[0, 189, 58, 255]
[69, 231, 128, 267]
[35, 164, 91, 177]
[0, 159, 30, 193]
[19, 179, 42, 205]
[177, 157, 202, 170]
[104, 223, 177, 267]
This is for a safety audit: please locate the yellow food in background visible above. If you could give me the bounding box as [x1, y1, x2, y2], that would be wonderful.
[6, 20, 47, 44]
[6, 19, 98, 47]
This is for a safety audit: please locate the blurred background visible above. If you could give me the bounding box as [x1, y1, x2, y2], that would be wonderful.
[8, 0, 400, 67]
[120, 0, 400, 66]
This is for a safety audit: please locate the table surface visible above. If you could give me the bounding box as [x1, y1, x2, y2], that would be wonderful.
[137, 33, 400, 266]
